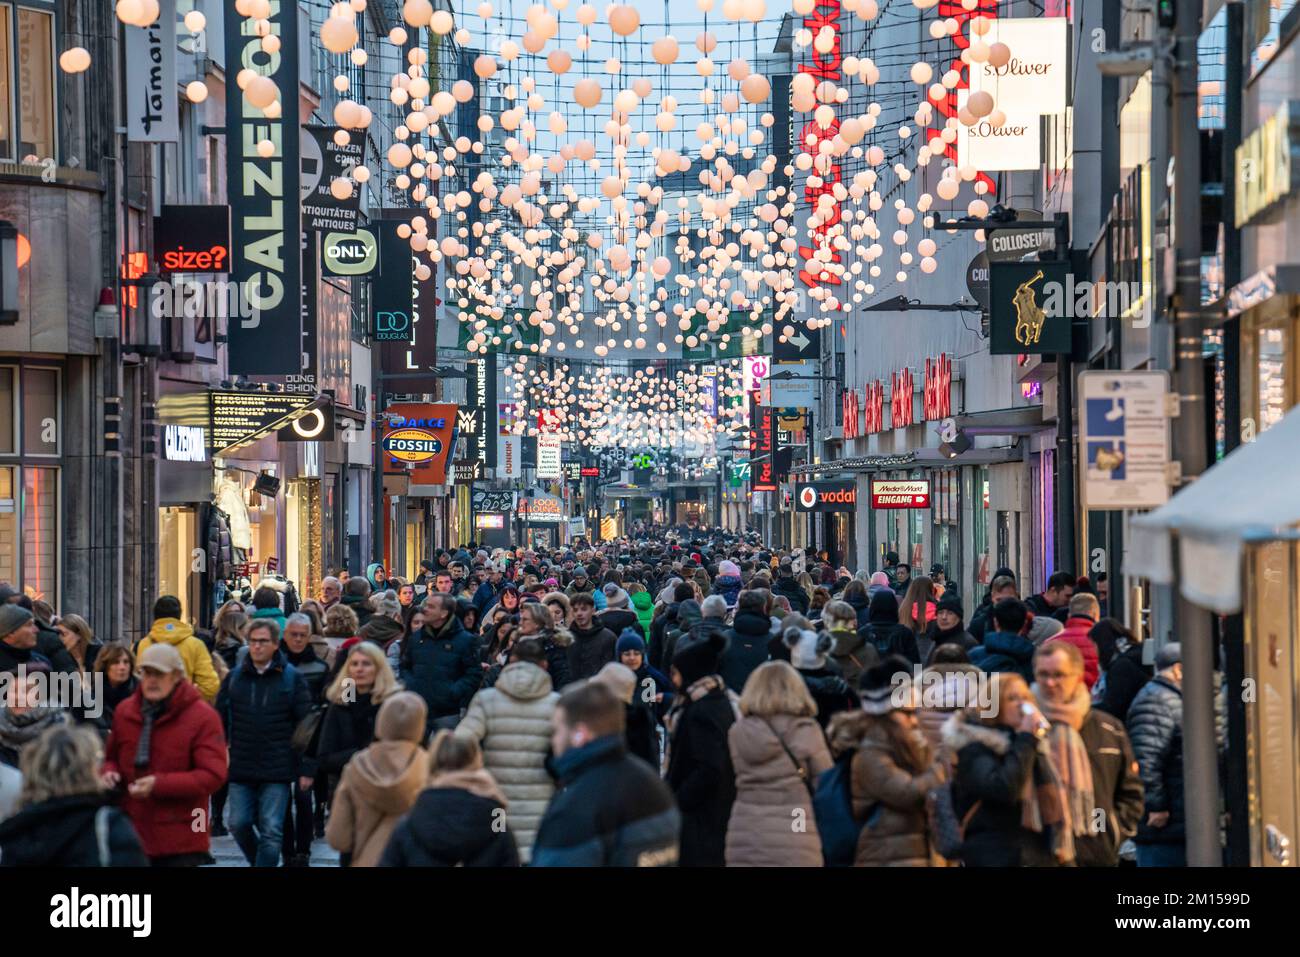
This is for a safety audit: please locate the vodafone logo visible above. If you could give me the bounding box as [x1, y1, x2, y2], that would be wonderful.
[795, 483, 857, 512]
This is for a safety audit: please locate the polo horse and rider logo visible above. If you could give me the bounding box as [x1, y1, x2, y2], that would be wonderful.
[1013, 269, 1048, 346]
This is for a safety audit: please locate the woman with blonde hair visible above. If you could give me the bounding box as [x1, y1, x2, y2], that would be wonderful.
[0, 724, 146, 865]
[724, 661, 834, 866]
[54, 614, 100, 674]
[379, 731, 519, 866]
[326, 691, 429, 866]
[312, 643, 401, 795]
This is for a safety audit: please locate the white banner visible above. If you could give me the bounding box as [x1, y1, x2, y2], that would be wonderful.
[956, 91, 1041, 172]
[966, 18, 1069, 116]
[1078, 371, 1171, 510]
[126, 2, 180, 142]
[497, 435, 521, 478]
[537, 435, 562, 479]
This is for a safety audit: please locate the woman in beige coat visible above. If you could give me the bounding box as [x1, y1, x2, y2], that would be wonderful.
[725, 661, 834, 867]
[326, 692, 428, 867]
[828, 657, 945, 867]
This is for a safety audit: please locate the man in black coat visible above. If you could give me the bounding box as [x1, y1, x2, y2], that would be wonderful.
[280, 613, 330, 866]
[649, 582, 695, 671]
[568, 592, 617, 682]
[400, 592, 481, 729]
[665, 629, 735, 867]
[1032, 641, 1143, 867]
[968, 574, 1019, 643]
[1126, 643, 1189, 867]
[216, 618, 312, 867]
[533, 682, 680, 866]
[772, 559, 809, 615]
[718, 589, 771, 693]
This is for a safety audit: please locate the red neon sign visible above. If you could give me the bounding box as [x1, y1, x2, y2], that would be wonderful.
[864, 380, 884, 435]
[891, 368, 915, 428]
[924, 354, 952, 421]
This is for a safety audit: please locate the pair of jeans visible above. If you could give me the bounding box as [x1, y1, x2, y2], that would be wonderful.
[282, 780, 314, 862]
[228, 782, 291, 867]
[1135, 842, 1186, 867]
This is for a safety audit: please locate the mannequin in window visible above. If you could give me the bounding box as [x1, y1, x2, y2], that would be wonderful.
[216, 471, 253, 555]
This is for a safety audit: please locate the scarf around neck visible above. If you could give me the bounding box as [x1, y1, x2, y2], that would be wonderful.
[1032, 682, 1095, 839]
[135, 695, 170, 769]
[0, 705, 68, 752]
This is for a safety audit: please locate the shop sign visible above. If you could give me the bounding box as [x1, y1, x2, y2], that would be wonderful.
[1078, 371, 1171, 510]
[924, 354, 952, 421]
[209, 392, 319, 454]
[163, 424, 205, 462]
[518, 495, 565, 523]
[795, 479, 857, 512]
[472, 489, 516, 512]
[986, 227, 1058, 263]
[870, 480, 931, 509]
[966, 252, 991, 310]
[750, 402, 776, 492]
[498, 435, 521, 478]
[891, 368, 915, 428]
[322, 230, 377, 276]
[382, 402, 457, 485]
[955, 91, 1041, 172]
[469, 354, 497, 469]
[537, 435, 562, 478]
[277, 397, 335, 442]
[864, 380, 884, 434]
[223, 0, 301, 375]
[965, 18, 1069, 115]
[154, 205, 231, 274]
[1235, 100, 1300, 228]
[580, 466, 600, 478]
[301, 125, 363, 233]
[743, 355, 770, 394]
[988, 260, 1073, 355]
[797, 0, 844, 291]
[125, 7, 178, 142]
[474, 513, 506, 530]
[372, 221, 414, 342]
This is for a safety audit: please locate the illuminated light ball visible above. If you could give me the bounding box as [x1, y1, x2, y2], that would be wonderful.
[609, 4, 639, 35]
[743, 0, 766, 20]
[575, 2, 597, 25]
[652, 36, 679, 64]
[388, 142, 413, 168]
[989, 109, 1006, 129]
[970, 13, 993, 35]
[402, 0, 433, 27]
[968, 199, 989, 218]
[573, 78, 602, 109]
[499, 40, 519, 61]
[329, 178, 354, 201]
[633, 77, 653, 98]
[452, 79, 475, 103]
[350, 48, 368, 66]
[969, 41, 990, 63]
[321, 16, 358, 53]
[942, 69, 961, 88]
[866, 144, 885, 166]
[726, 58, 752, 83]
[389, 27, 408, 44]
[920, 256, 937, 274]
[928, 19, 946, 39]
[116, 0, 160, 28]
[244, 75, 279, 109]
[967, 90, 994, 118]
[256, 139, 276, 159]
[740, 73, 770, 104]
[912, 0, 938, 7]
[958, 106, 976, 126]
[333, 99, 363, 127]
[263, 99, 282, 119]
[522, 30, 546, 53]
[186, 80, 209, 103]
[478, 2, 492, 15]
[601, 176, 623, 198]
[793, 0, 814, 11]
[59, 47, 92, 73]
[184, 10, 206, 32]
[430, 9, 454, 34]
[696, 30, 718, 54]
[917, 237, 936, 257]
[910, 62, 933, 85]
[899, 125, 912, 139]
[353, 165, 370, 183]
[696, 57, 714, 77]
[936, 177, 960, 201]
[548, 111, 567, 135]
[547, 49, 572, 74]
[988, 42, 1011, 68]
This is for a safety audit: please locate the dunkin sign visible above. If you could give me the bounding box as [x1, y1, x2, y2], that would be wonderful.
[795, 480, 857, 513]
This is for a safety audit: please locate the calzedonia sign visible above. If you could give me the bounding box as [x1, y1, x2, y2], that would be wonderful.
[870, 480, 930, 509]
[795, 480, 856, 512]
[224, 1, 301, 375]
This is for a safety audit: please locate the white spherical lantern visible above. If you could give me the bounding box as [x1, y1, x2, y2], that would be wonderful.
[59, 47, 91, 74]
[403, 0, 433, 27]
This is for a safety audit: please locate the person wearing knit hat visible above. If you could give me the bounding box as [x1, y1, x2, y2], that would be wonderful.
[615, 627, 673, 717]
[711, 561, 743, 607]
[0, 605, 42, 675]
[825, 656, 944, 866]
[326, 691, 429, 867]
[921, 592, 977, 665]
[782, 626, 858, 729]
[664, 626, 736, 866]
[596, 583, 639, 643]
[592, 661, 660, 768]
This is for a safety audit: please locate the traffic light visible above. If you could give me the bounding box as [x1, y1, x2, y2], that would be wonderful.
[1157, 0, 1175, 28]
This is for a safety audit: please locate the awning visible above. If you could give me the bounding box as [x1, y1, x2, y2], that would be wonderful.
[1125, 406, 1300, 613]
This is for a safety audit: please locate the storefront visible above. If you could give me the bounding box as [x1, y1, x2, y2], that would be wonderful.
[517, 492, 565, 550]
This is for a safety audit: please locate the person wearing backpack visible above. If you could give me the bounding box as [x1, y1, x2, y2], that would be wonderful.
[724, 661, 832, 866]
[829, 659, 945, 866]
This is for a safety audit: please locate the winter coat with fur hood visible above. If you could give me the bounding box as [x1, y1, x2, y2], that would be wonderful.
[724, 712, 833, 867]
[829, 711, 944, 867]
[454, 661, 559, 862]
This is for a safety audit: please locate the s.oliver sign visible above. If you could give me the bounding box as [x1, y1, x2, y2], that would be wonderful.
[870, 480, 931, 509]
[795, 480, 857, 512]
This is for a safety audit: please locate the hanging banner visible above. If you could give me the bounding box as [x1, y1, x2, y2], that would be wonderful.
[988, 260, 1073, 355]
[472, 488, 516, 512]
[224, 0, 301, 375]
[965, 18, 1070, 116]
[381, 402, 458, 486]
[750, 398, 777, 493]
[301, 125, 363, 233]
[955, 91, 1041, 172]
[471, 353, 497, 468]
[372, 220, 414, 342]
[153, 205, 230, 273]
[537, 435, 562, 479]
[1078, 371, 1171, 510]
[292, 234, 318, 397]
[870, 480, 931, 509]
[497, 402, 520, 478]
[125, 2, 179, 142]
[379, 209, 439, 390]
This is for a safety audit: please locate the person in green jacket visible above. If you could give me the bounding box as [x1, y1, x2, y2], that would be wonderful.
[628, 583, 655, 642]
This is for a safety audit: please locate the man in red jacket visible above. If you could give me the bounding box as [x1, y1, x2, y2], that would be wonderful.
[103, 643, 228, 866]
[1044, 592, 1102, 689]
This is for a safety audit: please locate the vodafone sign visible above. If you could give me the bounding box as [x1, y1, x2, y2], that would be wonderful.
[795, 480, 857, 513]
[870, 479, 931, 509]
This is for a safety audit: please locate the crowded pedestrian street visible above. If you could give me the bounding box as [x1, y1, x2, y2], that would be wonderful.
[0, 0, 1290, 936]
